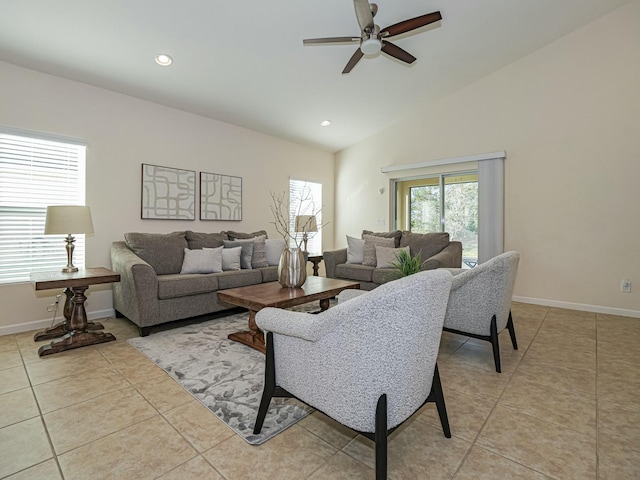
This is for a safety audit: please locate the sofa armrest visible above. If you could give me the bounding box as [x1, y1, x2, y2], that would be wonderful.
[422, 241, 462, 270]
[323, 248, 347, 278]
[110, 241, 159, 328]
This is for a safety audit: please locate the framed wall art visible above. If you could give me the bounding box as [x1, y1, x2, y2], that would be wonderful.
[141, 164, 196, 220]
[200, 172, 242, 221]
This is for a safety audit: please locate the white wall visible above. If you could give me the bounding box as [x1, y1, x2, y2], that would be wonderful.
[0, 61, 335, 334]
[335, 1, 640, 316]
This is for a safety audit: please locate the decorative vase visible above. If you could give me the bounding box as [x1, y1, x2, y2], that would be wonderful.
[278, 247, 307, 288]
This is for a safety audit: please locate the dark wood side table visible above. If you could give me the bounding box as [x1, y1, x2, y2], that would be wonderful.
[31, 267, 120, 357]
[307, 254, 323, 276]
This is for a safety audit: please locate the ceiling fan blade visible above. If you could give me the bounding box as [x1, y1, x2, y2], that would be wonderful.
[353, 0, 374, 32]
[381, 41, 416, 64]
[303, 37, 361, 45]
[380, 11, 442, 38]
[342, 48, 364, 74]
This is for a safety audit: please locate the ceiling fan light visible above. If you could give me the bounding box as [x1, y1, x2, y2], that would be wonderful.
[360, 38, 381, 55]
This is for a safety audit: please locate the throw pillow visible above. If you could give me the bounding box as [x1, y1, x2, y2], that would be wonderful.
[224, 237, 268, 268]
[265, 238, 286, 266]
[375, 245, 410, 269]
[222, 240, 254, 269]
[185, 231, 228, 249]
[221, 246, 242, 271]
[346, 235, 365, 264]
[362, 230, 402, 248]
[180, 247, 223, 274]
[226, 230, 268, 240]
[362, 234, 395, 267]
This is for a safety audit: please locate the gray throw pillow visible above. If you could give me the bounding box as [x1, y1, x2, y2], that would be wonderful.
[180, 247, 222, 274]
[346, 235, 365, 264]
[362, 234, 395, 267]
[223, 240, 254, 269]
[375, 245, 410, 268]
[225, 237, 268, 268]
[265, 238, 286, 266]
[221, 246, 242, 271]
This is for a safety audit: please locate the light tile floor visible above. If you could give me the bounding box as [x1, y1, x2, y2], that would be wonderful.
[1, 302, 639, 479]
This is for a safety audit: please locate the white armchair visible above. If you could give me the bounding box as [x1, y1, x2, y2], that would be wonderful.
[443, 251, 520, 372]
[253, 270, 453, 480]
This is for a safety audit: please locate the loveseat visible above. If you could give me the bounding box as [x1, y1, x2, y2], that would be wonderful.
[324, 230, 462, 290]
[111, 230, 285, 335]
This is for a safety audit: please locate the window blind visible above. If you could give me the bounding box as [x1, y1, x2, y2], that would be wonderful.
[288, 179, 322, 254]
[0, 131, 87, 284]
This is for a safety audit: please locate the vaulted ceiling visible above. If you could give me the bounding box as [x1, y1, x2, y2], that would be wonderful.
[0, 0, 631, 152]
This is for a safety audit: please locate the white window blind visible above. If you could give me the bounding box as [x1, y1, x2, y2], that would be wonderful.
[288, 179, 322, 254]
[0, 131, 87, 284]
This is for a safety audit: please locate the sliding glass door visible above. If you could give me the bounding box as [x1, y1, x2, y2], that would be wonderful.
[396, 172, 478, 266]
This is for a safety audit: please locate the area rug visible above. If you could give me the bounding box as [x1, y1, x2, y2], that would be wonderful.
[128, 309, 315, 445]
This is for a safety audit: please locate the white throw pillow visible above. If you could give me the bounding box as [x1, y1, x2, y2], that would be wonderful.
[180, 247, 223, 274]
[346, 235, 365, 264]
[265, 238, 286, 266]
[375, 245, 410, 269]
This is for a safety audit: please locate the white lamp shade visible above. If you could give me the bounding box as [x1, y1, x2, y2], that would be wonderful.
[44, 205, 94, 235]
[294, 215, 318, 233]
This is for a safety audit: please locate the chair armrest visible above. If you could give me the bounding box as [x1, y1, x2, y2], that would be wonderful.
[256, 307, 334, 342]
[110, 241, 159, 327]
[422, 241, 462, 270]
[323, 248, 347, 278]
[337, 289, 367, 304]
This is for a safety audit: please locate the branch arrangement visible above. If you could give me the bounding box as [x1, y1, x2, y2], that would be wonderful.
[269, 187, 328, 249]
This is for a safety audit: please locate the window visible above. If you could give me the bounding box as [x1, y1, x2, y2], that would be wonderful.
[0, 130, 87, 284]
[396, 172, 478, 266]
[288, 179, 322, 254]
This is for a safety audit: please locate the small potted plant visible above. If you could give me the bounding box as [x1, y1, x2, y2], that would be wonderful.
[390, 249, 424, 276]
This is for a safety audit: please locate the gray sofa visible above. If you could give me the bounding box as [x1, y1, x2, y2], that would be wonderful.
[324, 230, 462, 290]
[111, 230, 279, 336]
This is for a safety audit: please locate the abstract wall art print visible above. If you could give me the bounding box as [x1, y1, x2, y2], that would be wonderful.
[200, 172, 242, 221]
[141, 164, 196, 220]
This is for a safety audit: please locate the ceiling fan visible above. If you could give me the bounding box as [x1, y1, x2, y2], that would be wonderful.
[303, 0, 442, 74]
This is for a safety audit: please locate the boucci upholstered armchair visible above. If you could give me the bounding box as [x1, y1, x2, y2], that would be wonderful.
[253, 270, 453, 480]
[443, 251, 520, 373]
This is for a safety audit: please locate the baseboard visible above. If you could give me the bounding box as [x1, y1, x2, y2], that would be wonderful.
[512, 296, 640, 319]
[0, 308, 116, 336]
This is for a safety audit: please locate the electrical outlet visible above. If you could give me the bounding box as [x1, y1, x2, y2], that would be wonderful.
[376, 218, 385, 226]
[621, 279, 631, 293]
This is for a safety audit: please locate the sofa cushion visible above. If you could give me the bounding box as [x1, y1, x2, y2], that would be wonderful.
[375, 245, 410, 268]
[265, 238, 286, 266]
[124, 232, 188, 275]
[217, 269, 263, 289]
[260, 265, 279, 282]
[346, 235, 365, 264]
[400, 231, 450, 260]
[372, 268, 403, 285]
[362, 230, 402, 247]
[223, 240, 254, 269]
[226, 230, 268, 240]
[180, 247, 223, 274]
[157, 273, 220, 299]
[185, 231, 228, 249]
[362, 234, 395, 267]
[335, 263, 373, 283]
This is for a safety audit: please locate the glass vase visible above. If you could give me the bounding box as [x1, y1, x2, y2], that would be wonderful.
[278, 247, 307, 288]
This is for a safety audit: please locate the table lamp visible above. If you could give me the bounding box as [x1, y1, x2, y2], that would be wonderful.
[294, 215, 317, 252]
[44, 205, 94, 273]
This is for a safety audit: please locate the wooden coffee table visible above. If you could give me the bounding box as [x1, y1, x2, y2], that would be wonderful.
[217, 276, 360, 353]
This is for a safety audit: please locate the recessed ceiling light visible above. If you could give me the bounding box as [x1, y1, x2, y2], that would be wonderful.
[320, 120, 332, 127]
[155, 54, 173, 66]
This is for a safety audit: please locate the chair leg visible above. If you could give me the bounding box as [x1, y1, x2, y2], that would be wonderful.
[490, 315, 502, 373]
[431, 364, 451, 438]
[507, 310, 518, 350]
[375, 394, 388, 480]
[253, 332, 276, 434]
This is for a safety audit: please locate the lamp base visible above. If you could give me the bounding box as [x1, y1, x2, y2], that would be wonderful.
[61, 266, 79, 273]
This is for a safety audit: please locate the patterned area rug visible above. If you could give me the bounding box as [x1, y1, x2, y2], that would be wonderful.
[129, 309, 315, 445]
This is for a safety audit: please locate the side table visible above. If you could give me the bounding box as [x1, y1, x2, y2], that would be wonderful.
[307, 254, 323, 276]
[31, 267, 120, 357]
